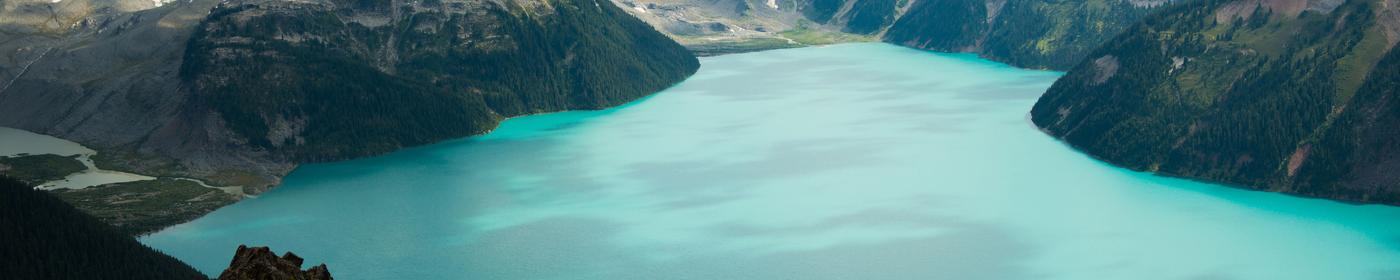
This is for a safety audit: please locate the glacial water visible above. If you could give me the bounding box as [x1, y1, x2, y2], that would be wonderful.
[0, 127, 155, 189]
[143, 43, 1400, 279]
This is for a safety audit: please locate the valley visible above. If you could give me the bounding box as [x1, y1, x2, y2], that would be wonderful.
[5, 0, 1400, 279]
[0, 0, 1221, 234]
[612, 0, 1177, 69]
[144, 44, 1400, 279]
[1, 0, 696, 235]
[0, 127, 243, 235]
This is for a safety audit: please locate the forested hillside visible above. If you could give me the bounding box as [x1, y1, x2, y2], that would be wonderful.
[1299, 43, 1400, 204]
[0, 0, 696, 235]
[1032, 0, 1400, 204]
[185, 0, 699, 164]
[0, 0, 697, 194]
[0, 176, 207, 280]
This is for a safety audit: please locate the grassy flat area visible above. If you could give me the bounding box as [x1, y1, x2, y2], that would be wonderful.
[778, 28, 874, 46]
[52, 178, 240, 235]
[687, 38, 803, 57]
[685, 28, 874, 57]
[0, 154, 87, 185]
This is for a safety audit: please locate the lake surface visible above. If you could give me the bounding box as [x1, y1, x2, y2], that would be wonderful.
[143, 43, 1400, 280]
[0, 127, 155, 189]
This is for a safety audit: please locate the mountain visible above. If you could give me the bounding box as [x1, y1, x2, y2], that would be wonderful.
[1031, 0, 1400, 204]
[608, 0, 875, 55]
[183, 0, 698, 168]
[0, 0, 697, 195]
[882, 0, 1174, 69]
[0, 176, 207, 280]
[612, 0, 1176, 68]
[797, 0, 906, 35]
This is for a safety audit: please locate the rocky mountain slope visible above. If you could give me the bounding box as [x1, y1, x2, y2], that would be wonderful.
[610, 0, 799, 41]
[1032, 0, 1400, 204]
[0, 0, 697, 194]
[607, 0, 875, 55]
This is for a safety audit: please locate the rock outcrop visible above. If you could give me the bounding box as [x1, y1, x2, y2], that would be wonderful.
[219, 245, 333, 280]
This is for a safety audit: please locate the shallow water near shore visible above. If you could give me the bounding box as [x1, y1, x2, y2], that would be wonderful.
[0, 127, 155, 189]
[144, 43, 1400, 279]
[0, 127, 93, 157]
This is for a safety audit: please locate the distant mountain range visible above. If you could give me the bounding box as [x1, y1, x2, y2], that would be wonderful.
[612, 0, 1175, 69]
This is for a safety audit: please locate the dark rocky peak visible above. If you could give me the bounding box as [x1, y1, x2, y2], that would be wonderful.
[219, 245, 333, 280]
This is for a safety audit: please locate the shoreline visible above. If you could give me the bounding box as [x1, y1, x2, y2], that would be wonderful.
[129, 56, 699, 235]
[0, 43, 1082, 237]
[36, 40, 1393, 238]
[1, 127, 249, 235]
[0, 127, 243, 195]
[1025, 112, 1400, 208]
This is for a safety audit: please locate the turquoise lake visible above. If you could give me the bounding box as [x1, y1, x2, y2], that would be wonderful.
[143, 43, 1400, 279]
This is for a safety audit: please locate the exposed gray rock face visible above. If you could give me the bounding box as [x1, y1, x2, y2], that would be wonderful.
[0, 0, 289, 189]
[610, 0, 809, 52]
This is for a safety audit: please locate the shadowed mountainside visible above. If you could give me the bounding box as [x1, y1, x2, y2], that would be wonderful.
[0, 0, 696, 194]
[0, 0, 696, 234]
[612, 0, 1177, 68]
[0, 176, 207, 280]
